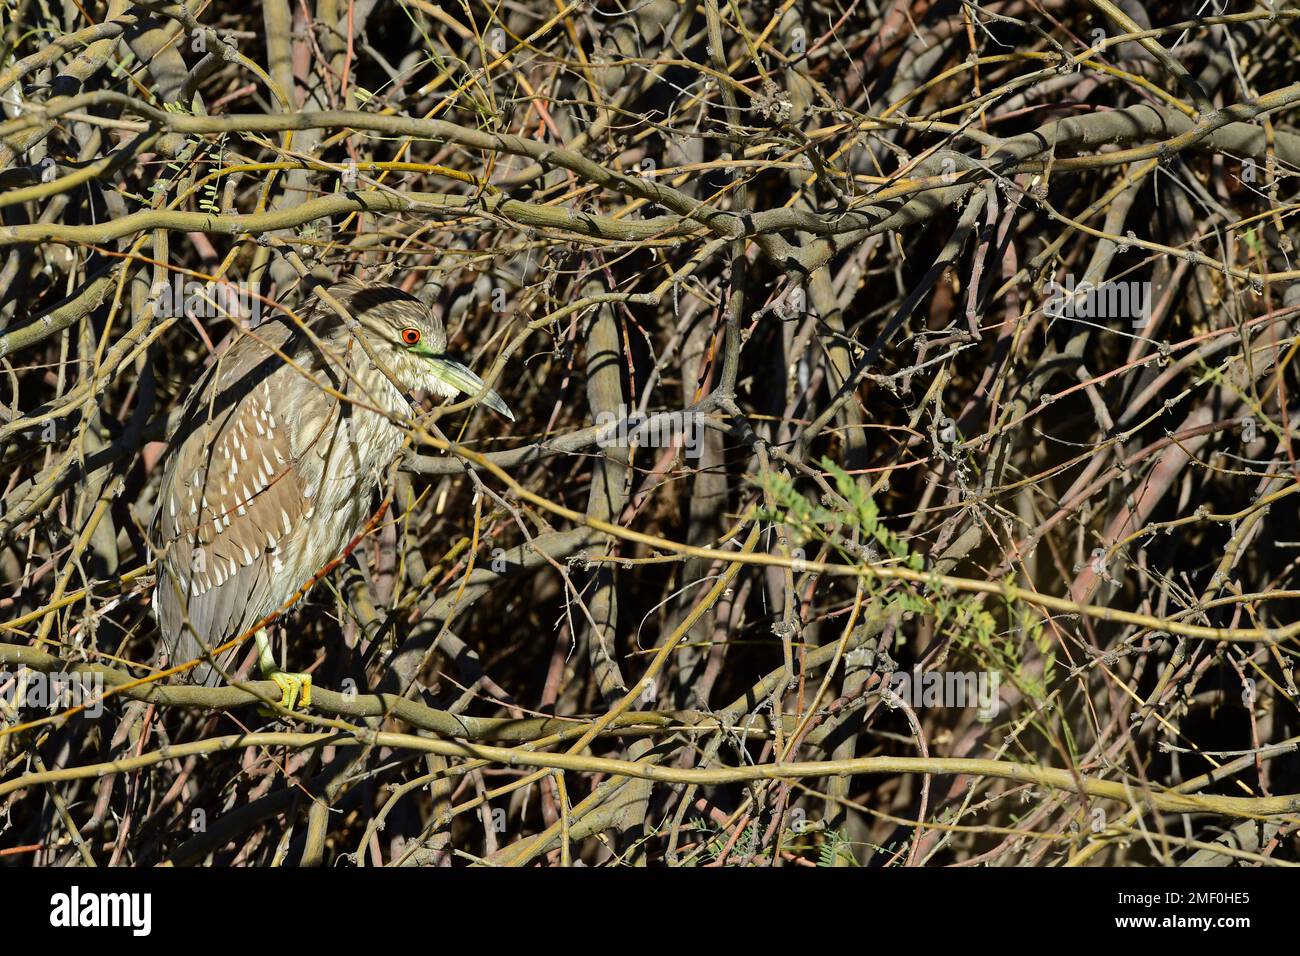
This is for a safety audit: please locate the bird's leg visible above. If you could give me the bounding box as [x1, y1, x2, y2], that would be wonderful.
[255, 628, 312, 711]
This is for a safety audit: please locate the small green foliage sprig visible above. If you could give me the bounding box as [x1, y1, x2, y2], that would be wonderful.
[757, 458, 1055, 708]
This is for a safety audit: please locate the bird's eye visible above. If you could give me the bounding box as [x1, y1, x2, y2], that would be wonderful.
[400, 327, 421, 347]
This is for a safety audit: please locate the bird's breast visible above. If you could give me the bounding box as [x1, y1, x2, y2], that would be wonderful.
[297, 374, 409, 556]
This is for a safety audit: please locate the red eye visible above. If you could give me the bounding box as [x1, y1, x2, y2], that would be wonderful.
[400, 327, 421, 346]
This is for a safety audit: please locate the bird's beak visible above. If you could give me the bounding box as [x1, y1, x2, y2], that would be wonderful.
[425, 356, 515, 421]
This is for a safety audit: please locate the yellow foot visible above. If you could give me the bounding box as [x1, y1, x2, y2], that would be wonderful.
[258, 671, 313, 715]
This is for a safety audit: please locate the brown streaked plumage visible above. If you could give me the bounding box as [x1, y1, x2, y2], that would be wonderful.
[150, 279, 511, 697]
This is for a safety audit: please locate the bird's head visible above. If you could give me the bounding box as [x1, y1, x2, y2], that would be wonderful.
[329, 281, 514, 421]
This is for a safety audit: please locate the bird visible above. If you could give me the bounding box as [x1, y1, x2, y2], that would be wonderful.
[149, 278, 512, 709]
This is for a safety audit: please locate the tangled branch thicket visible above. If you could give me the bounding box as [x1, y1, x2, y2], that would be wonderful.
[2, 0, 1300, 868]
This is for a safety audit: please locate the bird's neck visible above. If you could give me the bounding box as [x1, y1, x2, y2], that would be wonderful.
[345, 351, 415, 423]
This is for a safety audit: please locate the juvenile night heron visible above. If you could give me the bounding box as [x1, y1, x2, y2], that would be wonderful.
[150, 278, 511, 708]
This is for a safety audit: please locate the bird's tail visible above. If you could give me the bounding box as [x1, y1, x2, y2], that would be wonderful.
[153, 581, 232, 688]
[165, 631, 227, 688]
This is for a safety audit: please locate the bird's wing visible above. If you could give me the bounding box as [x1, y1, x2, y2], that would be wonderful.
[151, 320, 321, 685]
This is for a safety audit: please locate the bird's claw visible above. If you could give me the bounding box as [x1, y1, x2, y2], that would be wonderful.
[259, 671, 312, 715]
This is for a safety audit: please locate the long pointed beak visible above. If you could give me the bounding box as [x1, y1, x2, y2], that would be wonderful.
[426, 357, 515, 421]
